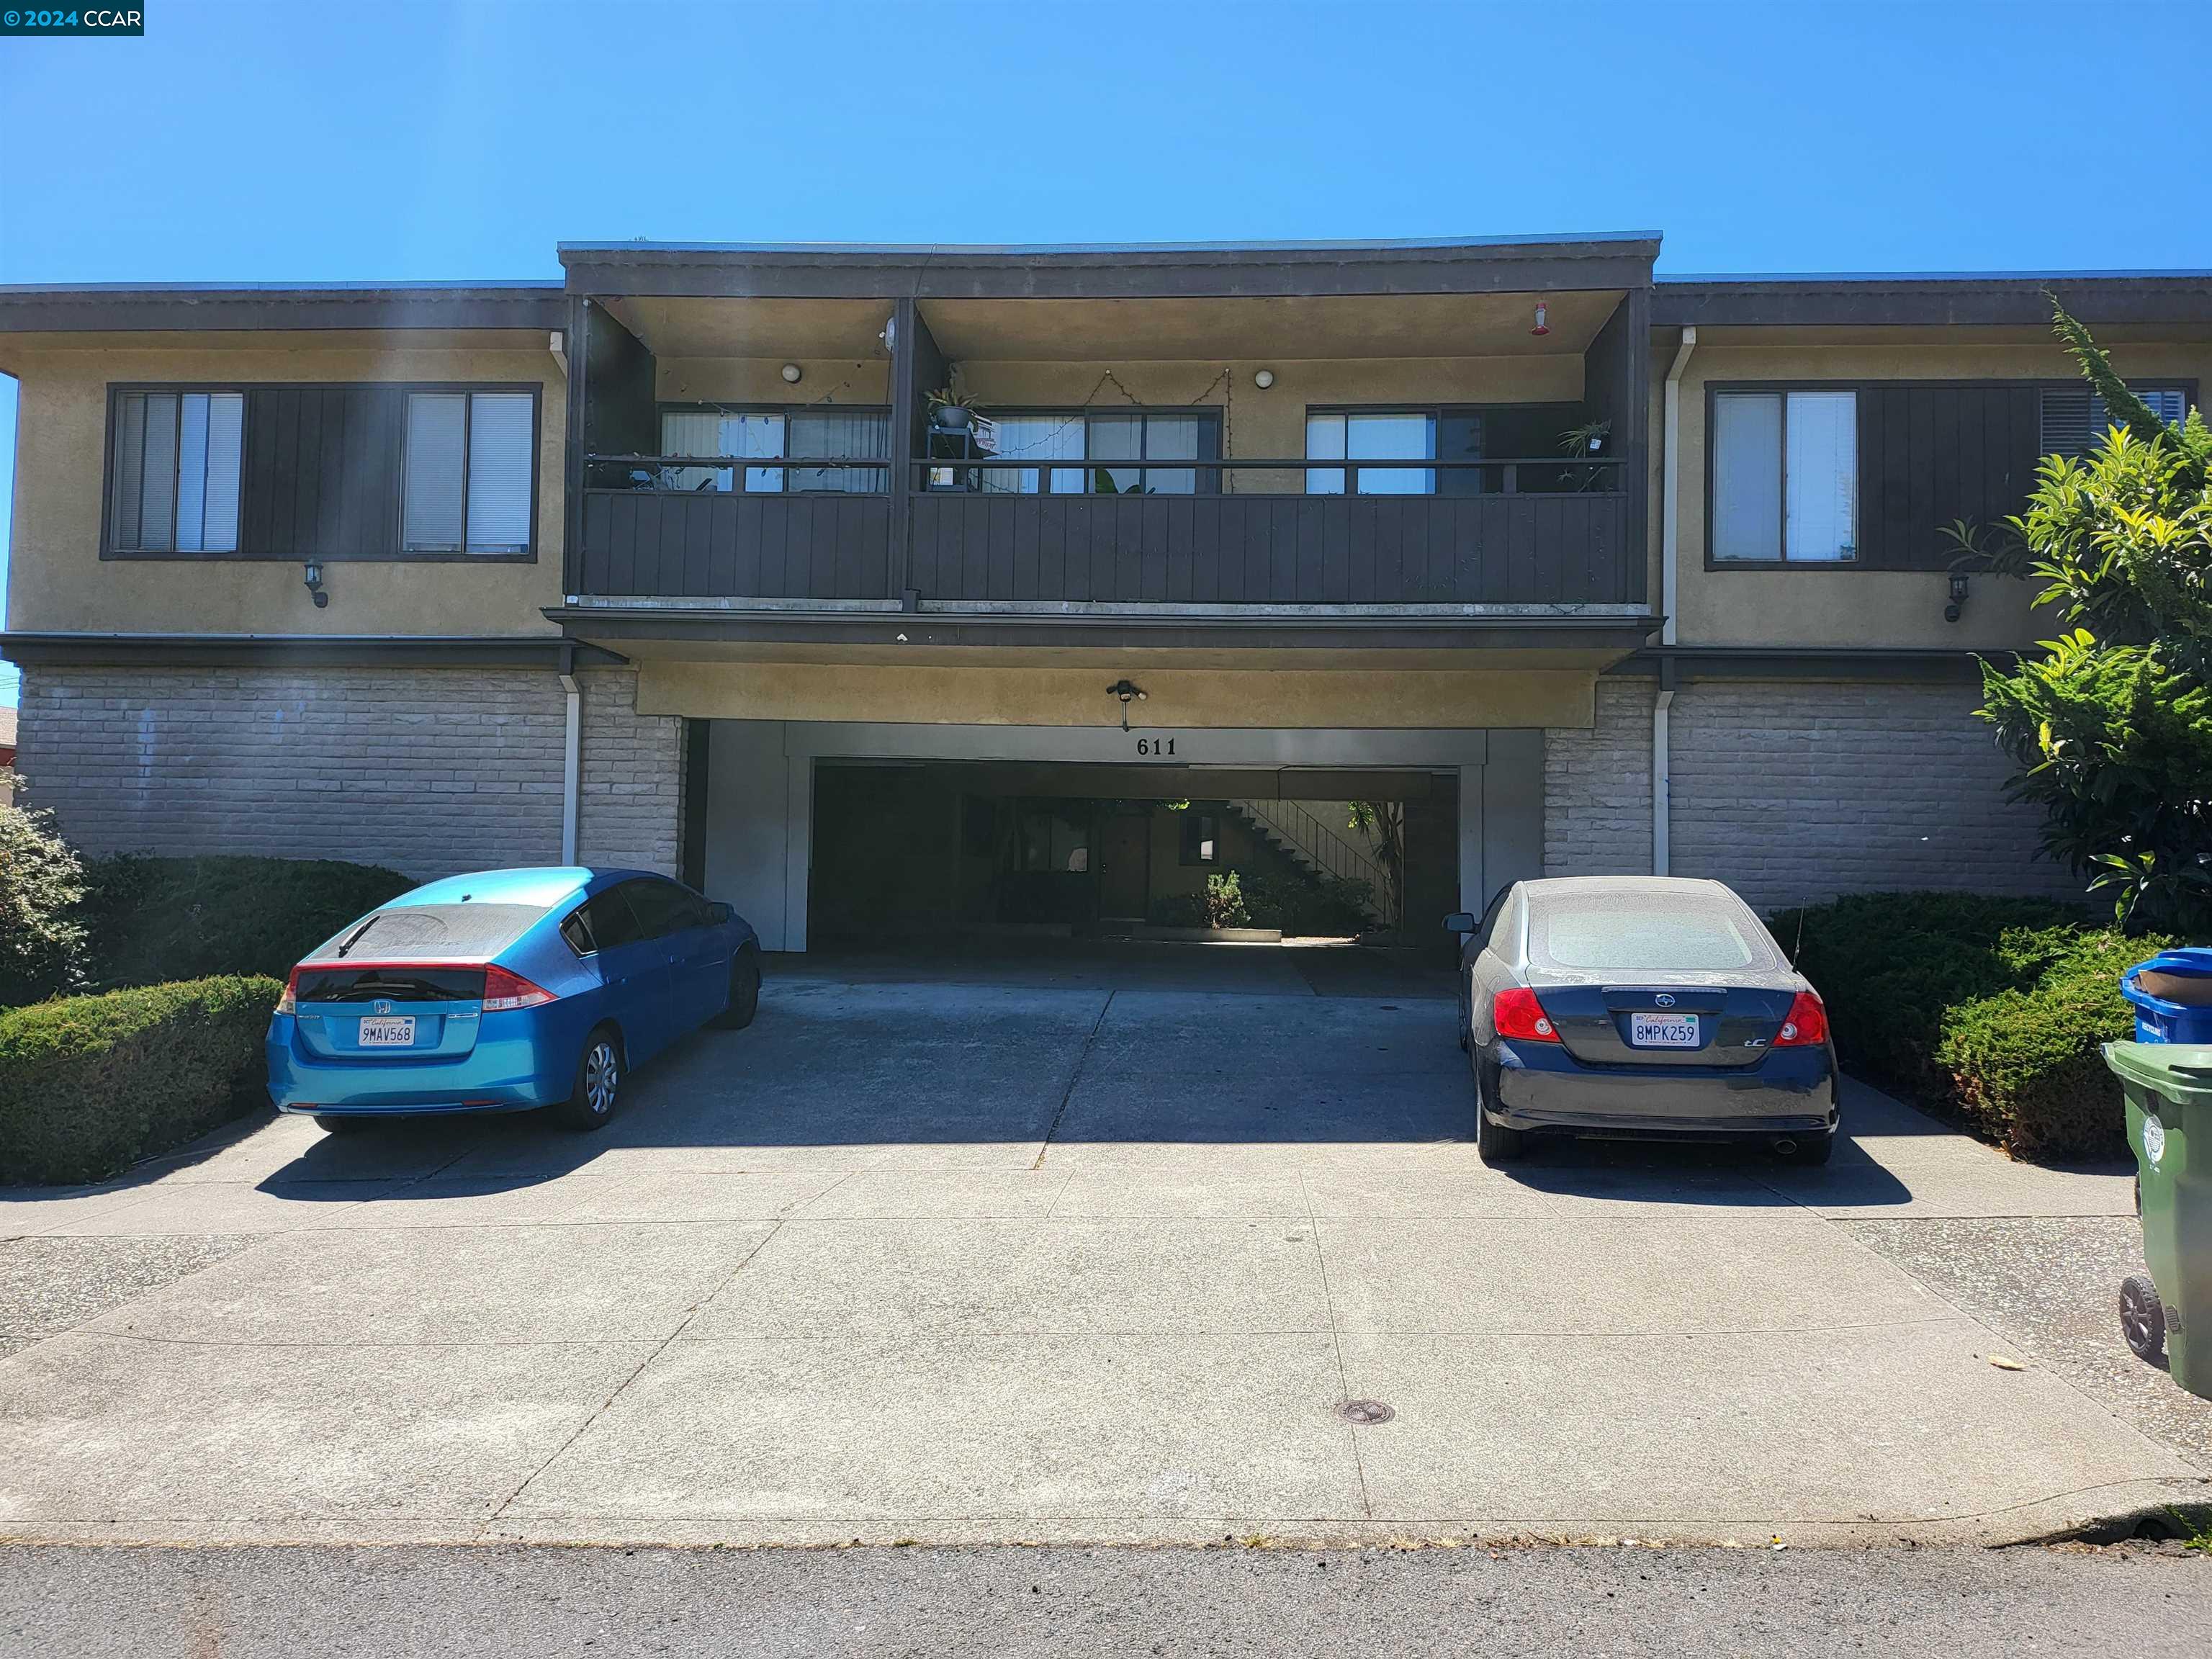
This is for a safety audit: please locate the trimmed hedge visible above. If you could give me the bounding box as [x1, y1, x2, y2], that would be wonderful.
[1772, 892, 2176, 1161]
[78, 855, 413, 990]
[0, 975, 283, 1185]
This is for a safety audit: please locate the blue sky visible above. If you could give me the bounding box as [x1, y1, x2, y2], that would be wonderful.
[2, 0, 2208, 706]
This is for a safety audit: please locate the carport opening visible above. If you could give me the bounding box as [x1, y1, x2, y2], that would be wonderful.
[806, 759, 1459, 956]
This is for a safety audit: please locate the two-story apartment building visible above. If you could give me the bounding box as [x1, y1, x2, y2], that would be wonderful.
[1, 239, 2206, 951]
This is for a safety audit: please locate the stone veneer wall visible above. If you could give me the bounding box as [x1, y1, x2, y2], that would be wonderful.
[12, 665, 683, 878]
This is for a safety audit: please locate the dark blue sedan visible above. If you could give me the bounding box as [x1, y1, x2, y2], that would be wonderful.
[266, 867, 760, 1133]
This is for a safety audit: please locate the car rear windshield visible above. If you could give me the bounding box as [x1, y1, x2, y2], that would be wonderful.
[294, 966, 490, 1004]
[307, 902, 544, 964]
[1527, 891, 1781, 974]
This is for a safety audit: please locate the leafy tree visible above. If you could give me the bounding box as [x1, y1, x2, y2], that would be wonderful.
[0, 799, 89, 1007]
[1962, 301, 2212, 930]
[1348, 801, 1406, 927]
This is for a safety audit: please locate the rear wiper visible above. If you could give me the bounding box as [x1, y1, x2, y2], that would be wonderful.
[333, 916, 382, 958]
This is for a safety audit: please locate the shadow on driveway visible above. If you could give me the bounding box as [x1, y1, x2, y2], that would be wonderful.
[204, 940, 1918, 1211]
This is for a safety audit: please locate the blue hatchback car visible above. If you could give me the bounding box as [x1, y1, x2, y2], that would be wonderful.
[267, 867, 761, 1134]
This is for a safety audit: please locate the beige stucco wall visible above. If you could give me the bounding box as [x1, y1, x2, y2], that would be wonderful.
[1659, 333, 2212, 650]
[637, 657, 1598, 729]
[954, 356, 1583, 494]
[656, 358, 891, 405]
[1, 330, 567, 637]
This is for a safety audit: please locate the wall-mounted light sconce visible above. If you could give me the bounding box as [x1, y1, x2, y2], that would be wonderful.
[878, 314, 898, 355]
[781, 363, 802, 385]
[303, 562, 329, 609]
[1106, 678, 1148, 732]
[1945, 571, 1970, 624]
[1530, 302, 1550, 338]
[1253, 369, 1275, 390]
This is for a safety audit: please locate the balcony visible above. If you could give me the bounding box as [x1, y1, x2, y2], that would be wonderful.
[576, 454, 1632, 608]
[558, 238, 1656, 641]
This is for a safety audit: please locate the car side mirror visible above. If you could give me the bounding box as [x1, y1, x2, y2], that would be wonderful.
[1443, 912, 1477, 935]
[708, 902, 733, 925]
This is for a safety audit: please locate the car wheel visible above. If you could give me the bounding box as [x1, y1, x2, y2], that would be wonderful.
[714, 946, 762, 1030]
[1774, 1131, 1835, 1167]
[2121, 1273, 2166, 1363]
[1471, 1051, 1524, 1164]
[553, 1025, 624, 1132]
[314, 1114, 379, 1136]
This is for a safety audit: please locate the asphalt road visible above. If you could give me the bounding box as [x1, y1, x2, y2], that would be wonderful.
[2, 1543, 2207, 1658]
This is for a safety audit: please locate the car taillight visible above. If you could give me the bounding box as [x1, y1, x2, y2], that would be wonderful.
[276, 969, 301, 1015]
[1493, 986, 1560, 1043]
[1775, 989, 1829, 1048]
[481, 965, 557, 1013]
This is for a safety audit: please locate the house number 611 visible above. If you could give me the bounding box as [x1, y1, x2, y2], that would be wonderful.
[1135, 737, 1177, 757]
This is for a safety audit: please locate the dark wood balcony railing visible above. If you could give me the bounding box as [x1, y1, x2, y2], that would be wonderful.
[575, 454, 1639, 606]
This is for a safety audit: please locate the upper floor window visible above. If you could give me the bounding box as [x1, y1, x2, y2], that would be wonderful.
[404, 390, 536, 554]
[105, 382, 539, 560]
[1305, 412, 1435, 495]
[2038, 384, 2190, 460]
[975, 410, 1216, 495]
[109, 390, 244, 552]
[1711, 389, 1858, 564]
[658, 406, 890, 493]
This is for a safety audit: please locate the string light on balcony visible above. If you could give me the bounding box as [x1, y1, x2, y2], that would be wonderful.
[1530, 302, 1550, 338]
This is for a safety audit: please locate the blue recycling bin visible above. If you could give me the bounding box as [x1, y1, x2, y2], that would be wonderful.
[2123, 950, 2212, 1044]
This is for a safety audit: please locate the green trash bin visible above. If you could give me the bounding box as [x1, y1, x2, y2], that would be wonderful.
[2103, 1040, 2212, 1400]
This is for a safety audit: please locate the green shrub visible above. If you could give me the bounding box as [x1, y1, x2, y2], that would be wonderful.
[1772, 891, 2174, 1161]
[0, 975, 282, 1185]
[1148, 891, 1207, 928]
[1239, 869, 1376, 936]
[79, 855, 412, 989]
[1937, 945, 2148, 1160]
[1202, 871, 1249, 929]
[1149, 871, 1254, 930]
[0, 801, 89, 1007]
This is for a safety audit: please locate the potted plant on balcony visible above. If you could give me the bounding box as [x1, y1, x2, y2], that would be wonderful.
[927, 385, 983, 432]
[1559, 418, 1612, 493]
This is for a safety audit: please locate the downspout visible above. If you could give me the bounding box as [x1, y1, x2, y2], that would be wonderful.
[558, 644, 582, 866]
[1655, 325, 1697, 876]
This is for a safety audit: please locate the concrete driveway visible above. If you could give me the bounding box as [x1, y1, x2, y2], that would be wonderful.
[2, 942, 2206, 1547]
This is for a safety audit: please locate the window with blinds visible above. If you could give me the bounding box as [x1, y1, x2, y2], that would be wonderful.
[2038, 385, 2190, 459]
[1711, 389, 1858, 563]
[657, 408, 889, 493]
[1305, 412, 1435, 495]
[108, 390, 244, 552]
[974, 410, 1213, 496]
[404, 390, 537, 554]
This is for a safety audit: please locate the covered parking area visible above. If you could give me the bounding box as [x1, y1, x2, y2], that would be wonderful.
[696, 721, 1545, 956]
